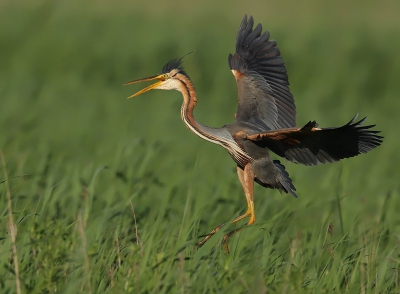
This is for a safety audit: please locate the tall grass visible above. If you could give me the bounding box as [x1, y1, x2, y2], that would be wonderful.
[1, 1, 399, 292]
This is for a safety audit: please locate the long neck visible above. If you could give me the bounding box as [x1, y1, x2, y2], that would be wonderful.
[174, 73, 253, 165]
[175, 73, 208, 138]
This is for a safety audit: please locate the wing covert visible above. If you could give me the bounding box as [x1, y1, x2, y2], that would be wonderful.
[245, 115, 383, 165]
[229, 14, 296, 130]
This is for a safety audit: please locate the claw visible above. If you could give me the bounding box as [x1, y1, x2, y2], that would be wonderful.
[222, 227, 248, 254]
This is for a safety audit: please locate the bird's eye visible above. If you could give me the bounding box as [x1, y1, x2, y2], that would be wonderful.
[163, 74, 169, 79]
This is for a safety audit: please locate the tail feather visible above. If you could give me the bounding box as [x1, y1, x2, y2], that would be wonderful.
[273, 160, 297, 198]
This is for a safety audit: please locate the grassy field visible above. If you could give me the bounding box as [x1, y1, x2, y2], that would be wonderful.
[1, 1, 400, 293]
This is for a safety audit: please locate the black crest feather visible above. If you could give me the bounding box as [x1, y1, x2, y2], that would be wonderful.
[160, 58, 185, 74]
[159, 51, 195, 77]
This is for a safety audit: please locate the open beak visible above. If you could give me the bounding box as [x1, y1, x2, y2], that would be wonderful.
[124, 74, 165, 99]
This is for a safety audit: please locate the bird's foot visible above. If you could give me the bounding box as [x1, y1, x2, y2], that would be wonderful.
[221, 227, 247, 254]
[194, 222, 227, 250]
[195, 224, 248, 254]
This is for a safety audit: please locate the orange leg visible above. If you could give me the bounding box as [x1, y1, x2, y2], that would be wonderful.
[195, 164, 256, 252]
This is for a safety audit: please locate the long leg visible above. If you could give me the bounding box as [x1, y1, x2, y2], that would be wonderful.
[233, 164, 255, 225]
[222, 164, 255, 253]
[195, 163, 255, 250]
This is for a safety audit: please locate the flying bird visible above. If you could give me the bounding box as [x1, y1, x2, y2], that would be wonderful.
[124, 15, 383, 252]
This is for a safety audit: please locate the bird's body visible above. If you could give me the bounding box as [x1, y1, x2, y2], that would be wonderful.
[125, 15, 382, 251]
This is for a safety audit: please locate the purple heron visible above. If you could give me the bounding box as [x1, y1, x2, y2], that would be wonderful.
[125, 15, 382, 252]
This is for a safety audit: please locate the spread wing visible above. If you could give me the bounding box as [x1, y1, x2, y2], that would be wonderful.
[228, 14, 296, 131]
[246, 115, 383, 166]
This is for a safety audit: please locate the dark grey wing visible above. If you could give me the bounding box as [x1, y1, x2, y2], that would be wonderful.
[228, 14, 296, 131]
[246, 115, 383, 166]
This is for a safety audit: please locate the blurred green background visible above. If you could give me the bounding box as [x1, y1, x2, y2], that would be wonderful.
[0, 0, 399, 293]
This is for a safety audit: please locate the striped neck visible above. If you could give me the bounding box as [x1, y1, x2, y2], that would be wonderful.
[174, 73, 206, 138]
[173, 72, 253, 166]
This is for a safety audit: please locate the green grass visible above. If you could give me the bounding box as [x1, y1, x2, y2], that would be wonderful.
[1, 1, 400, 293]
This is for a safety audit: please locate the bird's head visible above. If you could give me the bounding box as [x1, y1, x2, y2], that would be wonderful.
[124, 57, 189, 99]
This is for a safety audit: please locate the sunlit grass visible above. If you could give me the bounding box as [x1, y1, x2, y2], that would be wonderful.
[1, 1, 399, 293]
